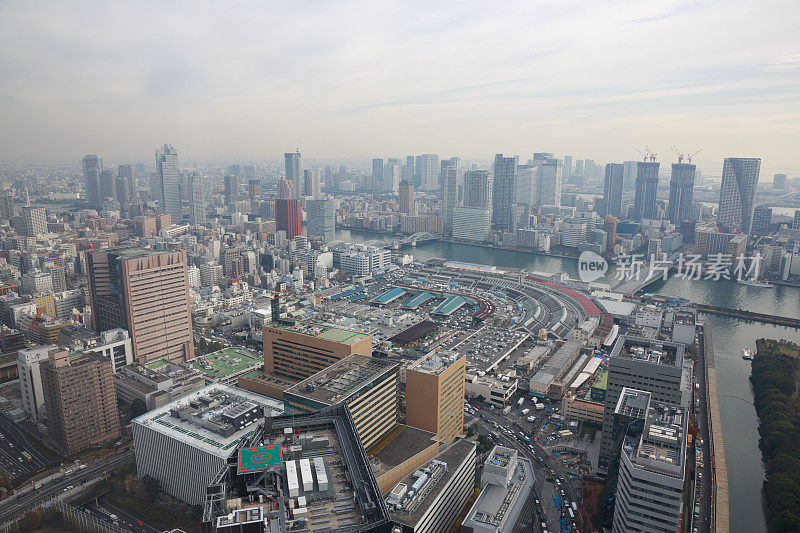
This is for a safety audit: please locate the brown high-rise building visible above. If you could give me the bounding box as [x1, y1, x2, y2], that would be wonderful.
[262, 321, 372, 381]
[41, 350, 119, 455]
[405, 350, 466, 448]
[604, 214, 618, 253]
[86, 248, 194, 364]
[399, 180, 416, 215]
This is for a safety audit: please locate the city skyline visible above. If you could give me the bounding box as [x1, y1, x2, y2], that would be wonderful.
[0, 1, 799, 172]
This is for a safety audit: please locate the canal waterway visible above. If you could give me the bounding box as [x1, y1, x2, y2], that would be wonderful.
[334, 227, 800, 533]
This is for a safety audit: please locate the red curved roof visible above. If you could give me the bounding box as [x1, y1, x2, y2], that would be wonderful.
[524, 276, 601, 317]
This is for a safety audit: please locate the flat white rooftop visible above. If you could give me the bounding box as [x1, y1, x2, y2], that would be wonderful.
[133, 383, 284, 457]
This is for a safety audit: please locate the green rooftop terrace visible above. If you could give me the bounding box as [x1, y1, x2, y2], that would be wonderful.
[269, 321, 366, 345]
[187, 347, 262, 378]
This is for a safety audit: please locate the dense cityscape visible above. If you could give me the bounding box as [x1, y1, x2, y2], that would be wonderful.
[0, 144, 796, 533]
[1, 2, 800, 533]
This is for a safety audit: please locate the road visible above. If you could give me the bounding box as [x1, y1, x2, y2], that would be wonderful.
[81, 497, 160, 533]
[0, 450, 134, 526]
[691, 328, 712, 533]
[0, 413, 51, 481]
[470, 400, 582, 532]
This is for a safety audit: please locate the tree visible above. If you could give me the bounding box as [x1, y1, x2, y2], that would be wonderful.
[19, 511, 42, 532]
[142, 474, 160, 503]
[197, 337, 208, 350]
[130, 399, 148, 418]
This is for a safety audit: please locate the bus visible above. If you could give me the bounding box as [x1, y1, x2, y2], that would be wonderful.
[490, 431, 500, 441]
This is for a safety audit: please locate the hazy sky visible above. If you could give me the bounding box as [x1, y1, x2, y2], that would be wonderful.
[1, 0, 799, 173]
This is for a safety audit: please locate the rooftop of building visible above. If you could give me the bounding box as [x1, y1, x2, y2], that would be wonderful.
[620, 390, 688, 477]
[370, 425, 438, 478]
[202, 404, 390, 533]
[185, 347, 261, 379]
[615, 388, 652, 420]
[285, 355, 398, 406]
[133, 383, 284, 457]
[388, 439, 476, 527]
[266, 320, 368, 345]
[611, 335, 684, 369]
[462, 446, 535, 533]
[387, 319, 439, 345]
[592, 368, 608, 390]
[407, 350, 463, 376]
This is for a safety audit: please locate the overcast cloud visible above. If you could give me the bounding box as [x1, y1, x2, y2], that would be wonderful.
[1, 0, 798, 172]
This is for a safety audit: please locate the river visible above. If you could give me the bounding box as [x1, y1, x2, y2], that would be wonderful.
[334, 228, 800, 533]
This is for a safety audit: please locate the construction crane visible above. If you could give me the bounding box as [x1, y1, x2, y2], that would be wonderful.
[672, 145, 684, 163]
[687, 148, 703, 164]
[672, 145, 703, 164]
[636, 146, 657, 162]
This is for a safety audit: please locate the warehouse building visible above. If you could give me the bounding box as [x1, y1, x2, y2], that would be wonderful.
[131, 383, 284, 504]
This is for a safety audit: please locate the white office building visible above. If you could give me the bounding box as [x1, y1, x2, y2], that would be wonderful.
[17, 345, 57, 421]
[612, 389, 687, 533]
[132, 384, 284, 504]
[452, 207, 491, 242]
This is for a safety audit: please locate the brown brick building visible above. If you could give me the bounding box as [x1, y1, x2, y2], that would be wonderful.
[86, 248, 194, 364]
[41, 350, 119, 455]
[405, 350, 466, 448]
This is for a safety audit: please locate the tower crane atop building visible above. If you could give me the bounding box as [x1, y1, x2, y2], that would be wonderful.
[672, 146, 703, 164]
[635, 147, 657, 162]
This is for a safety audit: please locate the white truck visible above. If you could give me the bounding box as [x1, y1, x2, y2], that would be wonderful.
[517, 397, 525, 407]
[527, 416, 536, 422]
[535, 403, 545, 411]
[521, 408, 530, 415]
[502, 405, 512, 415]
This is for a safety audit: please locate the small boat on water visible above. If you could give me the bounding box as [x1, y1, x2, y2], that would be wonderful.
[742, 348, 753, 360]
[737, 279, 774, 289]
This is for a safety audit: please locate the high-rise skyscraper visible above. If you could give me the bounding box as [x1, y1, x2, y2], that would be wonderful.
[492, 154, 518, 230]
[632, 162, 660, 221]
[118, 164, 135, 200]
[303, 169, 321, 199]
[115, 177, 129, 213]
[463, 170, 492, 210]
[599, 336, 687, 468]
[41, 350, 119, 456]
[602, 163, 624, 218]
[563, 155, 573, 176]
[99, 169, 116, 202]
[772, 173, 787, 191]
[277, 177, 294, 199]
[441, 159, 458, 237]
[284, 151, 301, 197]
[18, 205, 46, 237]
[515, 165, 536, 205]
[751, 206, 772, 235]
[156, 144, 182, 222]
[224, 173, 239, 205]
[274, 198, 302, 239]
[384, 161, 400, 192]
[307, 198, 335, 243]
[717, 157, 761, 234]
[419, 154, 439, 190]
[247, 179, 260, 200]
[86, 248, 194, 364]
[622, 161, 638, 189]
[604, 215, 618, 253]
[399, 180, 416, 215]
[536, 159, 562, 206]
[188, 172, 207, 226]
[0, 191, 14, 220]
[82, 155, 102, 210]
[369, 158, 383, 192]
[666, 163, 696, 224]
